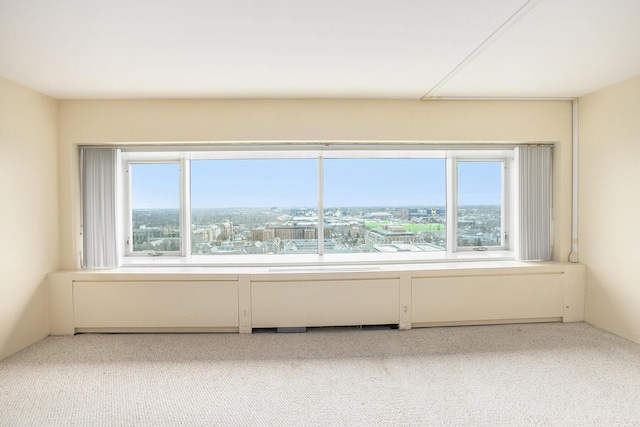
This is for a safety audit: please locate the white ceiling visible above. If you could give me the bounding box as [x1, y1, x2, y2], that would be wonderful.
[0, 0, 639, 100]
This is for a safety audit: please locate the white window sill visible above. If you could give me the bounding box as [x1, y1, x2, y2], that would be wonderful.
[119, 250, 515, 268]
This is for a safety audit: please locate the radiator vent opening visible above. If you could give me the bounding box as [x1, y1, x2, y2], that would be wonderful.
[277, 327, 307, 334]
[253, 324, 399, 334]
[267, 267, 382, 273]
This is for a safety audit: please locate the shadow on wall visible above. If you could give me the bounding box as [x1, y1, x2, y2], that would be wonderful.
[0, 276, 49, 360]
[584, 265, 639, 344]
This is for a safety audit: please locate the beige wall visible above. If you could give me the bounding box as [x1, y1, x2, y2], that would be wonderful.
[580, 75, 640, 343]
[0, 77, 59, 359]
[58, 99, 573, 269]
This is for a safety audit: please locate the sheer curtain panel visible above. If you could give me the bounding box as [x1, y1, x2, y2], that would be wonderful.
[81, 147, 118, 268]
[516, 145, 553, 261]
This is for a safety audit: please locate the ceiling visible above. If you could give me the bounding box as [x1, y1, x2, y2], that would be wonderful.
[0, 0, 639, 100]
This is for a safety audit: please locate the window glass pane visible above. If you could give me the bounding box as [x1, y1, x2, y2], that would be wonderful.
[324, 158, 446, 253]
[457, 161, 502, 247]
[130, 163, 181, 252]
[191, 159, 317, 255]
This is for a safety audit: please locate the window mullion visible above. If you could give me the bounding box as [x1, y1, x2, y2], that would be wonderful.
[181, 158, 191, 257]
[446, 156, 457, 253]
[115, 150, 123, 264]
[124, 161, 133, 256]
[502, 160, 508, 249]
[317, 155, 324, 256]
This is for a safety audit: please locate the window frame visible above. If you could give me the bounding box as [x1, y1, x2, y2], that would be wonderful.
[123, 159, 186, 257]
[119, 145, 515, 266]
[453, 158, 510, 252]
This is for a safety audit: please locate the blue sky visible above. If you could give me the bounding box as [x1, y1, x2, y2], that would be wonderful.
[131, 159, 501, 209]
[457, 161, 502, 206]
[131, 163, 180, 209]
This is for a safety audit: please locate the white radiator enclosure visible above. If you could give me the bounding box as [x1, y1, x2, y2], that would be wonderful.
[412, 274, 564, 326]
[48, 261, 585, 335]
[251, 276, 400, 328]
[73, 280, 238, 332]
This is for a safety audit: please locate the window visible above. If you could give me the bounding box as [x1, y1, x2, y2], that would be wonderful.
[126, 162, 181, 255]
[191, 159, 317, 255]
[112, 145, 520, 266]
[456, 160, 505, 249]
[323, 158, 446, 253]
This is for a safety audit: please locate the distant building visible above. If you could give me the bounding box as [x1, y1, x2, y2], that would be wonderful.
[192, 224, 221, 244]
[273, 225, 306, 240]
[271, 225, 331, 240]
[133, 227, 164, 249]
[304, 228, 316, 239]
[365, 225, 418, 250]
[373, 243, 443, 252]
[366, 212, 393, 219]
[410, 208, 445, 218]
[393, 209, 409, 220]
[263, 228, 275, 241]
[280, 239, 338, 253]
[251, 227, 266, 242]
[149, 237, 180, 251]
[220, 220, 233, 237]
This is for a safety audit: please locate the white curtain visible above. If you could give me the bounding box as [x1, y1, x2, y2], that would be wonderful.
[516, 145, 553, 261]
[81, 147, 118, 268]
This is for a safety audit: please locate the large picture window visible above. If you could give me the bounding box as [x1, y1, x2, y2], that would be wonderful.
[88, 143, 545, 267]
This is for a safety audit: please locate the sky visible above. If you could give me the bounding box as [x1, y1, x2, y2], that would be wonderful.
[131, 159, 501, 209]
[457, 161, 502, 206]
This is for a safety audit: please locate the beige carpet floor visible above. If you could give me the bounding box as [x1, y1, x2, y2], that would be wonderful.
[1, 322, 640, 426]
